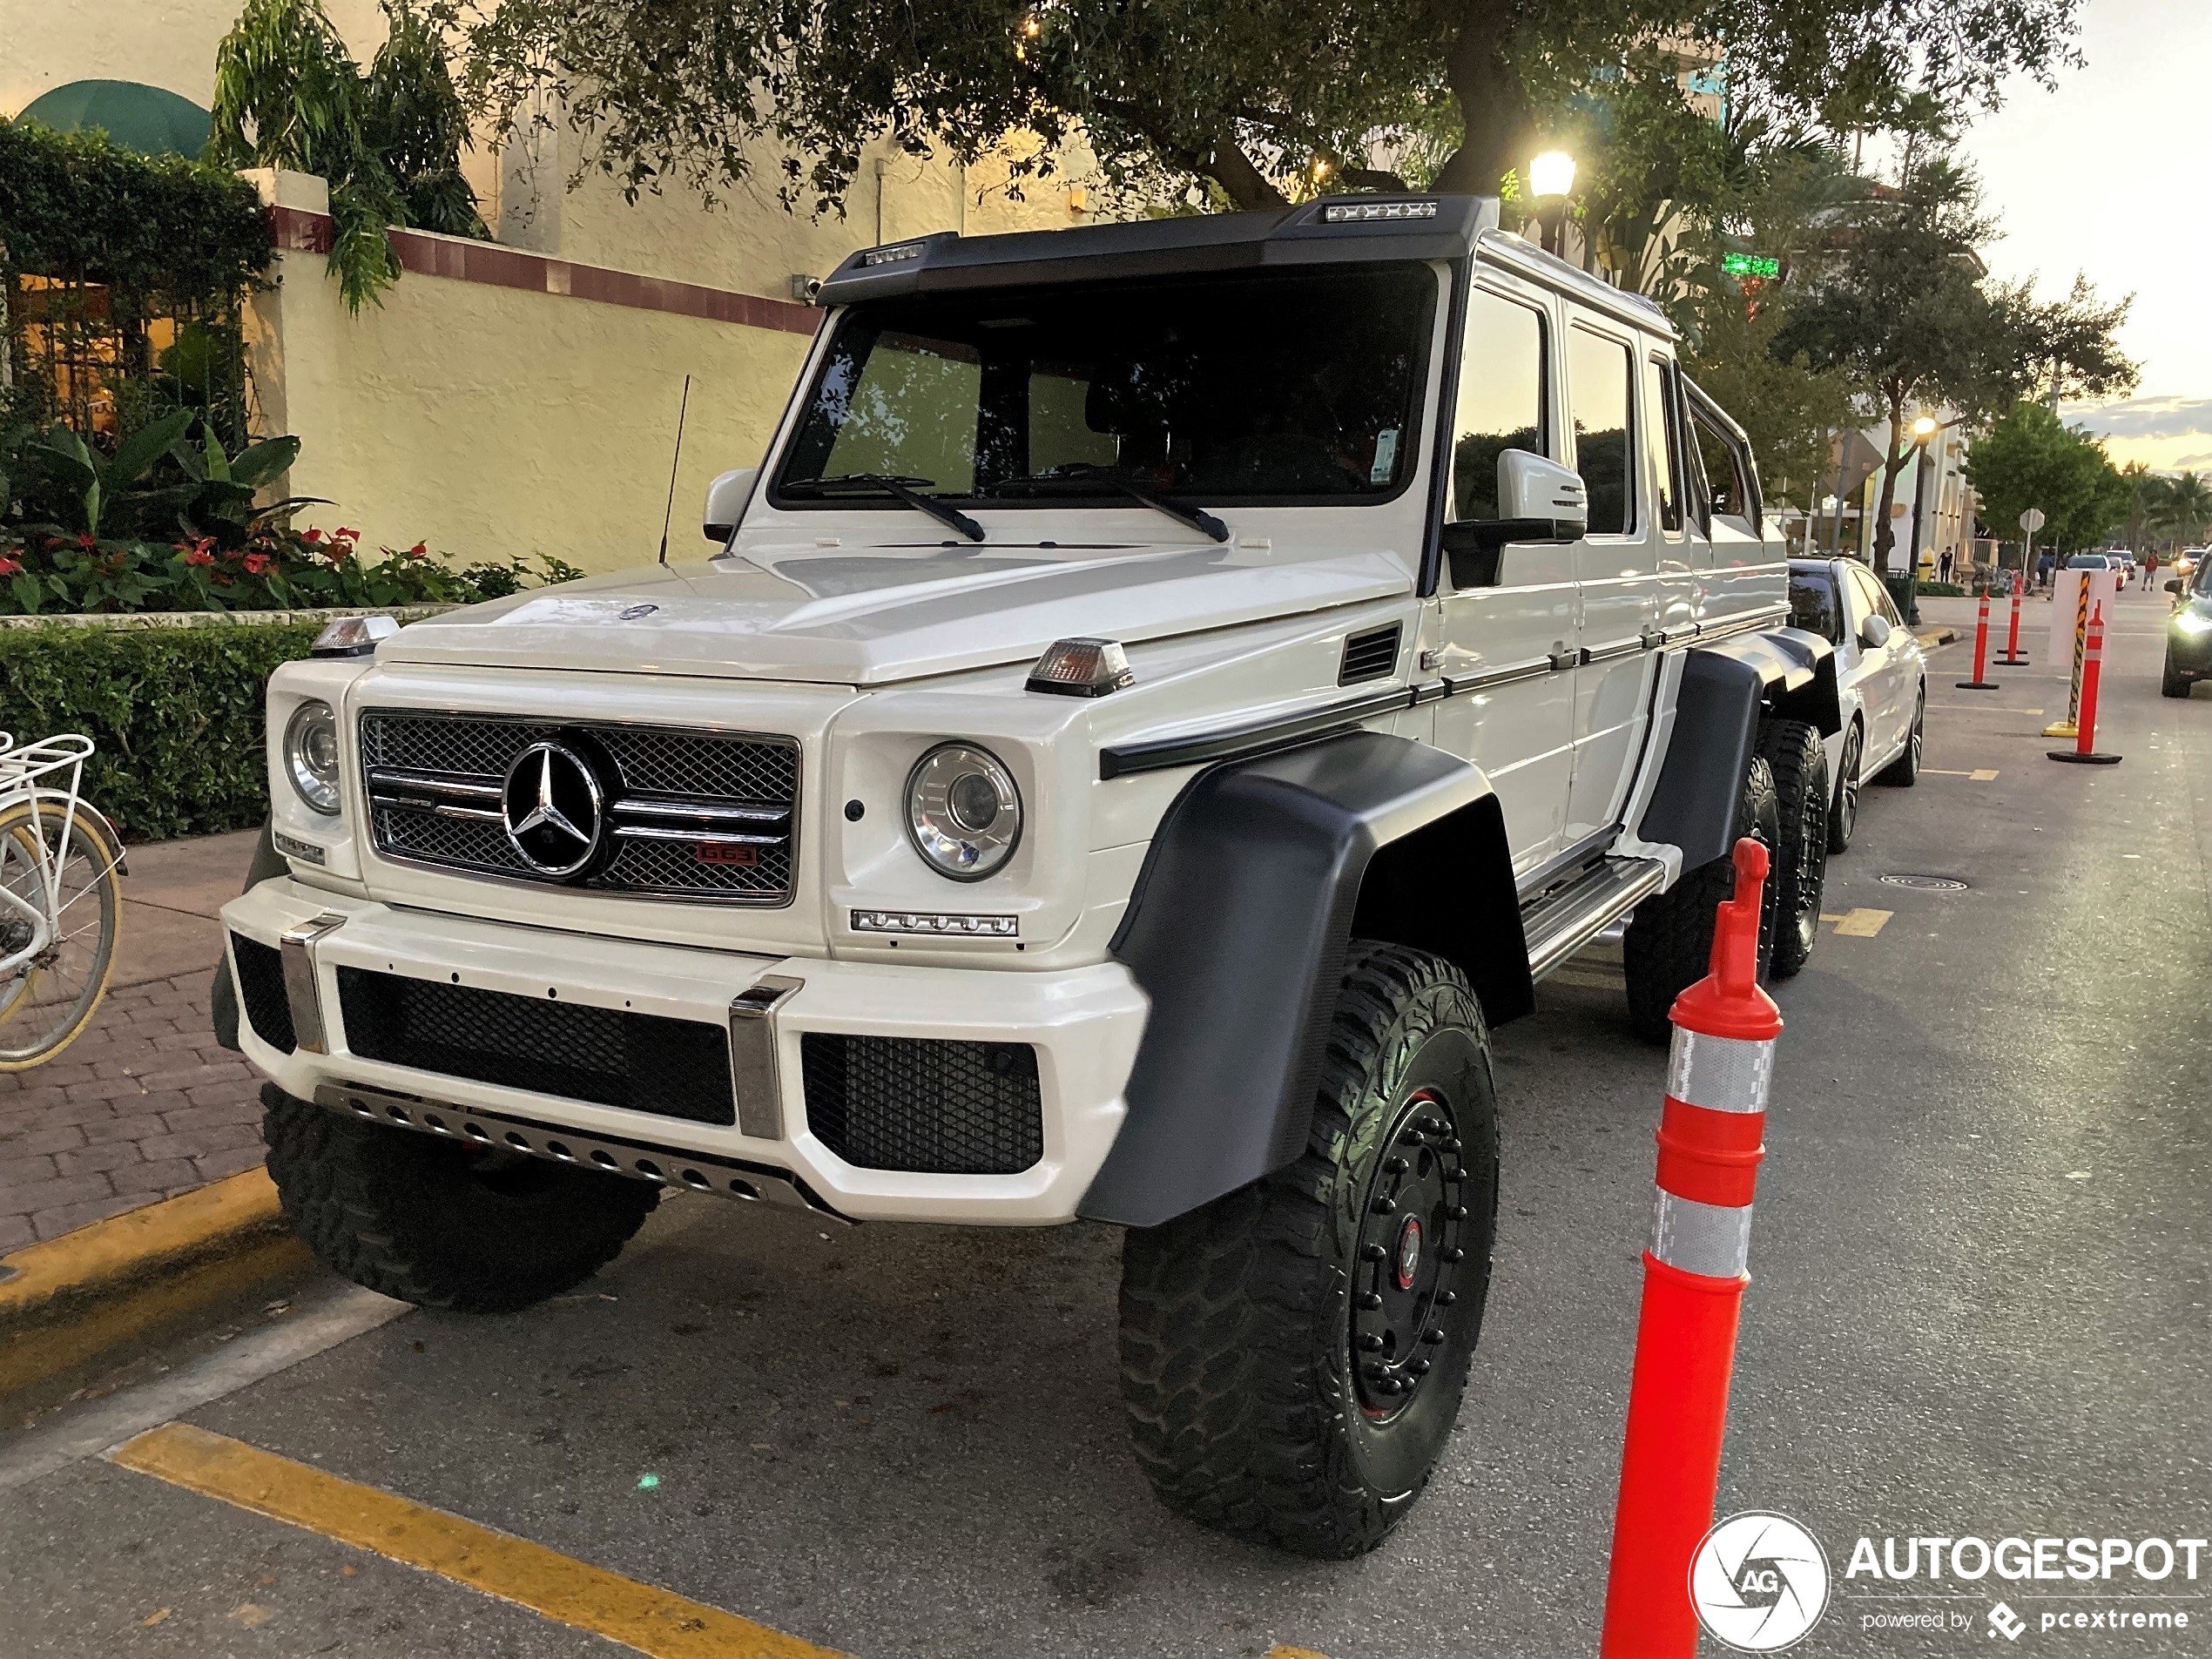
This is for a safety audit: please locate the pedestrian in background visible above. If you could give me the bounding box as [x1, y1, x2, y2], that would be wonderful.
[1939, 550, 1954, 584]
[2039, 550, 2056, 593]
[2143, 551, 2159, 590]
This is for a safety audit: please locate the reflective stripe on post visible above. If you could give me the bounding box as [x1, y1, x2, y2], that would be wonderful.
[1601, 839, 1784, 1659]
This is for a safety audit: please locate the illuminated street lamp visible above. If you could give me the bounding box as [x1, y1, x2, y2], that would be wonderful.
[1527, 150, 1575, 259]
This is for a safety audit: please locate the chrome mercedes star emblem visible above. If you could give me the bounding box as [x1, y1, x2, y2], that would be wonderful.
[501, 741, 604, 877]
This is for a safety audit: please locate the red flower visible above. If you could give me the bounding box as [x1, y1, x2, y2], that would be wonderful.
[404, 541, 428, 560]
[243, 552, 273, 576]
[0, 556, 22, 577]
[334, 527, 361, 544]
[185, 549, 216, 568]
[78, 533, 98, 550]
[301, 528, 323, 545]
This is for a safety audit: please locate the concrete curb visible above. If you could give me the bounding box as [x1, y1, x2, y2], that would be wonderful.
[0, 1169, 303, 1397]
[1915, 625, 1959, 647]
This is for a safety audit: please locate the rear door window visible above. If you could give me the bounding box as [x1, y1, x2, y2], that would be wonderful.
[1451, 287, 1548, 522]
[1689, 401, 1757, 533]
[1566, 324, 1635, 536]
[1642, 354, 1683, 537]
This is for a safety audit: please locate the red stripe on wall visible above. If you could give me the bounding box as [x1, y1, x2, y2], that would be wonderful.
[266, 208, 820, 336]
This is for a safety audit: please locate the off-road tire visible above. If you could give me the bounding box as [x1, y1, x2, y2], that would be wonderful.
[1117, 943, 1500, 1559]
[2161, 653, 2193, 698]
[1621, 757, 1782, 1044]
[1876, 685, 1925, 786]
[1827, 719, 1862, 854]
[261, 1085, 657, 1313]
[1756, 718, 1829, 980]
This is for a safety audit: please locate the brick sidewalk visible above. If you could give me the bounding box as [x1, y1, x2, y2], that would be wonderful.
[0, 970, 264, 1251]
[0, 828, 264, 1251]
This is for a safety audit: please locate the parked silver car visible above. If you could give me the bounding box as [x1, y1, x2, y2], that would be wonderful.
[1787, 557, 1930, 848]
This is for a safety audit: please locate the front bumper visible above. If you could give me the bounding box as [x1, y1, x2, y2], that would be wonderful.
[220, 878, 1146, 1224]
[2167, 621, 2212, 675]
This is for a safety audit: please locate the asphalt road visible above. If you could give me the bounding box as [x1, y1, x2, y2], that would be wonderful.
[3, 584, 2205, 1658]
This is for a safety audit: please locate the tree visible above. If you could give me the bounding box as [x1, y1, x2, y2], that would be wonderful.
[1773, 156, 2135, 573]
[436, 0, 2087, 219]
[1965, 401, 2128, 555]
[2154, 472, 2212, 548]
[208, 0, 486, 308]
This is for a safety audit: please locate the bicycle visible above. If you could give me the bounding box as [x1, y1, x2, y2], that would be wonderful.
[0, 732, 125, 1069]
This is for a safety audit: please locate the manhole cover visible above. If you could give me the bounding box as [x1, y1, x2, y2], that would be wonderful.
[1878, 873, 1969, 892]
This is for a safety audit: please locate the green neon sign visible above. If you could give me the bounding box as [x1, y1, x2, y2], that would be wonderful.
[1722, 253, 1781, 279]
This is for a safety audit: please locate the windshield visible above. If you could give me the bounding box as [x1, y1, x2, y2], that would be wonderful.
[772, 264, 1437, 509]
[2195, 558, 2212, 597]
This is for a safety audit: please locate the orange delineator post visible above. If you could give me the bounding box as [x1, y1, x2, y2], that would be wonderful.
[1996, 589, 2028, 664]
[1600, 840, 1782, 1659]
[2048, 604, 2121, 766]
[1957, 590, 2000, 689]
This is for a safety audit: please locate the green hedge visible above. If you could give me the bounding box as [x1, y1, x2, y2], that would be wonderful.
[0, 622, 320, 840]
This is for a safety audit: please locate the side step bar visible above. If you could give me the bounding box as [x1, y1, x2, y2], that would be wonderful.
[1521, 856, 1667, 981]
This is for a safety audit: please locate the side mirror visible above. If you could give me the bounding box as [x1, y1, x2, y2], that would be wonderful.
[2167, 578, 2183, 594]
[1859, 614, 1893, 650]
[1441, 452, 1588, 589]
[1500, 450, 1588, 529]
[704, 468, 759, 543]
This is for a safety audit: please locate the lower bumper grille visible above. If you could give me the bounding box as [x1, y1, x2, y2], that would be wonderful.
[335, 968, 735, 1125]
[800, 1034, 1042, 1175]
[230, 933, 296, 1054]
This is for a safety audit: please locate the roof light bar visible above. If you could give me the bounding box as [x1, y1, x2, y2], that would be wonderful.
[1321, 200, 1440, 224]
[852, 909, 1019, 937]
[862, 242, 924, 266]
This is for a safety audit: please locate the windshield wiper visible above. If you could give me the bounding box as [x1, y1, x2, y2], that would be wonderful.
[993, 466, 1230, 543]
[780, 473, 984, 542]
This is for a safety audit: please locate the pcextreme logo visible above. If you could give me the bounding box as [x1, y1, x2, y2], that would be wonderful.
[1689, 1512, 1833, 1652]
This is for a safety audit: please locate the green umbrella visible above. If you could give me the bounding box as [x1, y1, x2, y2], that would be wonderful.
[11, 79, 214, 158]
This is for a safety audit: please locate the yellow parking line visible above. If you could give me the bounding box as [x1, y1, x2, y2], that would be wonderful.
[109, 1424, 842, 1659]
[1920, 767, 2001, 780]
[1831, 908, 1892, 937]
[1267, 1649, 1333, 1659]
[1970, 768, 2000, 780]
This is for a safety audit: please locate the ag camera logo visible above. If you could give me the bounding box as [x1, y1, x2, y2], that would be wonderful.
[1690, 1512, 1832, 1651]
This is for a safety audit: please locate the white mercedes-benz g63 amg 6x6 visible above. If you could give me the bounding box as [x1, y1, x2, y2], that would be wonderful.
[218, 194, 1838, 1558]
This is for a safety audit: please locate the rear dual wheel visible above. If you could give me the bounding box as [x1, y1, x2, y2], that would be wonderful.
[1622, 750, 1784, 1044]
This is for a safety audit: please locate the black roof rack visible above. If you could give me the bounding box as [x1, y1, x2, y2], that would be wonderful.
[816, 194, 1500, 304]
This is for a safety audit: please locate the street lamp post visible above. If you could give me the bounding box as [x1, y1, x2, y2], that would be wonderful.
[1528, 151, 1575, 260]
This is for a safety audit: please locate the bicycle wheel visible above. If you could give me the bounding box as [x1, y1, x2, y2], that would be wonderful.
[0, 799, 124, 1069]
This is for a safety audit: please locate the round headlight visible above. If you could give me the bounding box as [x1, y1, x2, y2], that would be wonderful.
[906, 743, 1022, 881]
[284, 699, 342, 816]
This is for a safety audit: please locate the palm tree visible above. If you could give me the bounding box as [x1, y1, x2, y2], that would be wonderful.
[2159, 472, 2212, 547]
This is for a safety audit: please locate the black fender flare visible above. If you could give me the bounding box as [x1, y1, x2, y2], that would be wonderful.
[1078, 730, 1527, 1228]
[1636, 628, 1841, 871]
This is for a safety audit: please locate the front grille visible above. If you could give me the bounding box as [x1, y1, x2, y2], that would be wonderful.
[336, 968, 735, 1124]
[230, 933, 295, 1054]
[801, 1034, 1042, 1175]
[359, 711, 798, 902]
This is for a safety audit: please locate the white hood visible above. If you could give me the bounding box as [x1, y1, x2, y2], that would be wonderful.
[378, 538, 1414, 685]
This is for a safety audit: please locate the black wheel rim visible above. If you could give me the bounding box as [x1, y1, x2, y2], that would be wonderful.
[1838, 729, 1861, 839]
[1351, 1089, 1469, 1420]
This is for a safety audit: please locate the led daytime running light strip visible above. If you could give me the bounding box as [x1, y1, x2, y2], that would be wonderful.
[852, 909, 1018, 937]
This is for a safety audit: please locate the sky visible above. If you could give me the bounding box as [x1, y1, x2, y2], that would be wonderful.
[1963, 0, 2212, 472]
